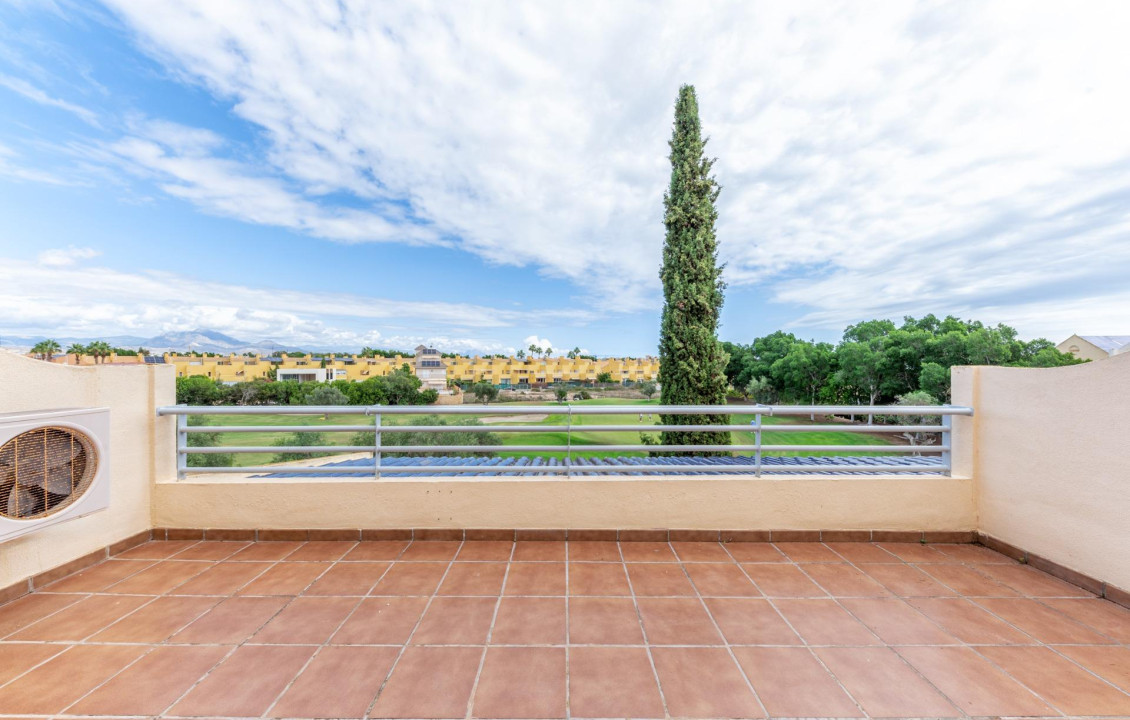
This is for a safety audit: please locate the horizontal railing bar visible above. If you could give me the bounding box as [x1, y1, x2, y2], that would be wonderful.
[182, 463, 948, 475]
[158, 404, 972, 416]
[184, 443, 946, 454]
[183, 423, 945, 434]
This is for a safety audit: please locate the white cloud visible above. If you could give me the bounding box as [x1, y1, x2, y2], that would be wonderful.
[36, 245, 101, 266]
[23, 1, 1130, 334]
[0, 257, 590, 353]
[0, 72, 99, 126]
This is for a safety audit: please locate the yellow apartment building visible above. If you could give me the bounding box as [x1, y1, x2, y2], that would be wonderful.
[156, 351, 658, 387]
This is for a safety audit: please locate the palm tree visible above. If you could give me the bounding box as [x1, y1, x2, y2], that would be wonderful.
[31, 339, 61, 361]
[516, 350, 525, 360]
[66, 343, 86, 364]
[87, 340, 112, 364]
[544, 346, 553, 358]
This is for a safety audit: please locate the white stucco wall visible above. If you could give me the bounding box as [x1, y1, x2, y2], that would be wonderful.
[953, 354, 1130, 591]
[0, 352, 175, 589]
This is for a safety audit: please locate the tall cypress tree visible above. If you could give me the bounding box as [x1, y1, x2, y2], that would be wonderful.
[658, 85, 730, 451]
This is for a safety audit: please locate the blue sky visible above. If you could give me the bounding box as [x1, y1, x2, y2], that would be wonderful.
[2, 1, 1129, 355]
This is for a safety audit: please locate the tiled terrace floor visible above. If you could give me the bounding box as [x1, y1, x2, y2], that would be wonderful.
[2, 540, 1130, 719]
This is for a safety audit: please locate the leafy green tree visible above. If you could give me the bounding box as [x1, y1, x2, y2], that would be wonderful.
[471, 382, 499, 404]
[554, 387, 568, 402]
[31, 339, 61, 361]
[835, 341, 886, 409]
[271, 431, 330, 463]
[658, 85, 730, 451]
[308, 385, 349, 406]
[918, 362, 951, 401]
[889, 390, 940, 449]
[185, 416, 234, 468]
[638, 380, 658, 399]
[595, 371, 614, 384]
[176, 376, 224, 405]
[771, 341, 833, 418]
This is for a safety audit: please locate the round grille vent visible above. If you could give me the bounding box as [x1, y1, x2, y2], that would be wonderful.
[0, 427, 98, 520]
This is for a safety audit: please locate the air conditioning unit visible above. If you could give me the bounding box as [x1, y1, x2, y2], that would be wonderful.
[0, 408, 111, 543]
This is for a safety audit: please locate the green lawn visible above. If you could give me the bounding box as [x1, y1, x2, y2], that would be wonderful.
[196, 399, 898, 466]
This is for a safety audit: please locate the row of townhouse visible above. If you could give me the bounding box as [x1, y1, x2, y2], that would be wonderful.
[161, 346, 658, 388]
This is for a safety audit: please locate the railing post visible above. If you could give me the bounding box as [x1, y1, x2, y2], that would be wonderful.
[566, 405, 573, 479]
[176, 410, 187, 481]
[941, 412, 952, 474]
[374, 407, 382, 480]
[753, 412, 762, 478]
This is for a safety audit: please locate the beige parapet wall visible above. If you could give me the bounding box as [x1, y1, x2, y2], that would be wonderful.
[953, 353, 1130, 592]
[0, 351, 175, 590]
[152, 474, 975, 532]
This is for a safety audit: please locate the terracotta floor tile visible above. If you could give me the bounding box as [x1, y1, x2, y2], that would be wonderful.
[305, 561, 389, 595]
[734, 647, 860, 717]
[976, 596, 1115, 644]
[0, 592, 84, 637]
[172, 540, 250, 561]
[0, 643, 66, 685]
[569, 647, 664, 718]
[825, 542, 898, 563]
[270, 645, 399, 718]
[332, 596, 428, 644]
[439, 562, 508, 595]
[705, 598, 800, 645]
[772, 599, 880, 645]
[802, 563, 891, 596]
[493, 597, 566, 644]
[1056, 645, 1130, 691]
[252, 596, 358, 644]
[567, 541, 621, 562]
[513, 540, 566, 561]
[898, 645, 1053, 717]
[238, 561, 330, 595]
[0, 644, 147, 715]
[285, 540, 357, 561]
[775, 542, 839, 562]
[875, 542, 948, 562]
[171, 644, 315, 717]
[908, 597, 1035, 644]
[651, 647, 763, 718]
[619, 541, 676, 562]
[504, 562, 566, 595]
[919, 563, 1020, 596]
[43, 559, 153, 593]
[399, 540, 462, 561]
[743, 564, 828, 597]
[839, 597, 957, 645]
[568, 562, 631, 595]
[114, 539, 198, 559]
[724, 542, 785, 563]
[344, 540, 409, 561]
[980, 645, 1130, 716]
[172, 595, 288, 644]
[172, 560, 272, 595]
[684, 562, 759, 597]
[862, 562, 955, 596]
[931, 543, 1015, 563]
[412, 596, 497, 644]
[372, 562, 449, 595]
[370, 646, 481, 719]
[230, 540, 303, 561]
[569, 597, 644, 645]
[1042, 597, 1130, 643]
[671, 541, 733, 563]
[626, 563, 696, 596]
[457, 541, 514, 561]
[637, 598, 723, 645]
[472, 647, 565, 718]
[91, 595, 219, 642]
[69, 645, 228, 716]
[10, 594, 150, 641]
[104, 559, 213, 594]
[816, 646, 959, 718]
[979, 563, 1096, 597]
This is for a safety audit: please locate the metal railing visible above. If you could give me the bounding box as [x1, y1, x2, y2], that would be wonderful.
[157, 403, 972, 479]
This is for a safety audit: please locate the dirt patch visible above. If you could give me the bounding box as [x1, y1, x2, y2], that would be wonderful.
[478, 414, 549, 424]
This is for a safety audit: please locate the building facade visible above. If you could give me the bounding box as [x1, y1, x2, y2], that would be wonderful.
[1057, 335, 1130, 362]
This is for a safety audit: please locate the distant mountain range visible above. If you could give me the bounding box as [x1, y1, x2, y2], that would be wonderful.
[0, 329, 307, 355]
